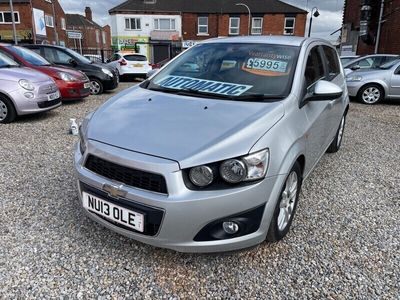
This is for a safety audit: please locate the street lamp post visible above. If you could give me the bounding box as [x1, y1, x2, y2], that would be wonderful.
[9, 0, 18, 45]
[235, 3, 251, 36]
[308, 7, 320, 37]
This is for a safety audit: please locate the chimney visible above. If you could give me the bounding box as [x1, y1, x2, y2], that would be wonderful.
[85, 7, 92, 21]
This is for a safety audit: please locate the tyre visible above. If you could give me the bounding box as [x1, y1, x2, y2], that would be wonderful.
[267, 162, 302, 242]
[0, 95, 17, 124]
[89, 78, 104, 95]
[358, 84, 383, 104]
[327, 114, 346, 153]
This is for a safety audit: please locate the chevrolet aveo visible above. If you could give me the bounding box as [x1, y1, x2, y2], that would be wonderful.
[75, 36, 349, 252]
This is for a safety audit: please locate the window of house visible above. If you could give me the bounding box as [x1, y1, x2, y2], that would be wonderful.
[284, 17, 295, 35]
[251, 17, 263, 35]
[322, 46, 340, 80]
[305, 47, 325, 88]
[125, 18, 141, 30]
[229, 17, 240, 35]
[59, 41, 66, 47]
[154, 18, 176, 30]
[95, 30, 100, 44]
[45, 15, 54, 27]
[102, 31, 106, 44]
[61, 18, 66, 30]
[198, 16, 208, 35]
[0, 12, 20, 24]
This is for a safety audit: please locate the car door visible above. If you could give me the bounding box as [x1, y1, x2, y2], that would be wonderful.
[302, 45, 332, 174]
[389, 63, 400, 97]
[321, 45, 346, 142]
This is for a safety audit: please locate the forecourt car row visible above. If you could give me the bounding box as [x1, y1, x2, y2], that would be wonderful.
[0, 44, 118, 123]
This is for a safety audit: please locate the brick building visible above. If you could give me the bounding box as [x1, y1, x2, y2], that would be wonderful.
[342, 0, 400, 55]
[109, 0, 306, 63]
[66, 7, 112, 51]
[0, 0, 67, 45]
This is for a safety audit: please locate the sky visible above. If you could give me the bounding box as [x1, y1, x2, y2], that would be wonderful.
[59, 0, 345, 42]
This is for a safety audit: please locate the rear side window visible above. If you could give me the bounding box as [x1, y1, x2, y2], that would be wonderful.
[322, 46, 340, 80]
[124, 55, 147, 61]
[305, 46, 325, 88]
[43, 47, 57, 63]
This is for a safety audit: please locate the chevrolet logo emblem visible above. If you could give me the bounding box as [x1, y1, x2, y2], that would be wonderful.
[102, 183, 127, 199]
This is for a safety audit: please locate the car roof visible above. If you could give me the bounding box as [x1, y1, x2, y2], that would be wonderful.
[200, 35, 328, 47]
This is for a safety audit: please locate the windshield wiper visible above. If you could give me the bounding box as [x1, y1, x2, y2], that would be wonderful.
[231, 94, 286, 101]
[148, 86, 179, 94]
[0, 65, 18, 68]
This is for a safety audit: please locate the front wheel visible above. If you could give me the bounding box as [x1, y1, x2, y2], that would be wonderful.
[267, 162, 302, 242]
[327, 114, 346, 153]
[89, 79, 104, 95]
[0, 96, 17, 124]
[358, 84, 383, 104]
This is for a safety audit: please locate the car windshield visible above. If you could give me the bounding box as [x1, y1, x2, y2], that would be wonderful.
[7, 46, 51, 66]
[379, 59, 400, 69]
[64, 48, 92, 64]
[147, 43, 299, 100]
[0, 52, 19, 68]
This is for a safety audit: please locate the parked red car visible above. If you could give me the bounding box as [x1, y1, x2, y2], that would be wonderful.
[0, 44, 91, 101]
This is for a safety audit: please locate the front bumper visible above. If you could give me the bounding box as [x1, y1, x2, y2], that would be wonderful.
[57, 80, 91, 100]
[346, 81, 364, 97]
[74, 140, 287, 253]
[9, 84, 62, 116]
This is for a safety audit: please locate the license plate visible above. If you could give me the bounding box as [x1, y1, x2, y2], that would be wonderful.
[82, 192, 145, 232]
[84, 82, 91, 89]
[132, 63, 143, 68]
[47, 91, 60, 101]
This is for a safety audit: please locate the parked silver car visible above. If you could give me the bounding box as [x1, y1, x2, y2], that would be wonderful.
[0, 52, 61, 123]
[343, 54, 399, 76]
[346, 59, 400, 104]
[75, 36, 349, 252]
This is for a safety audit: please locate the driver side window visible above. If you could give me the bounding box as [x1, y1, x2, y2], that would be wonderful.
[305, 46, 325, 89]
[54, 49, 73, 64]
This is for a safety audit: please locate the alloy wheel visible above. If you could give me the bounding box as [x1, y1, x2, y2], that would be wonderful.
[0, 99, 8, 121]
[362, 87, 381, 104]
[90, 81, 101, 95]
[277, 171, 298, 231]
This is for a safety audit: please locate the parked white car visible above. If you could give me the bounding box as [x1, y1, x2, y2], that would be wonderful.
[107, 52, 152, 79]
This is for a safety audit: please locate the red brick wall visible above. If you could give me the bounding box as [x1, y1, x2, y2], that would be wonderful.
[182, 12, 307, 40]
[66, 24, 112, 50]
[0, 0, 66, 44]
[343, 0, 400, 54]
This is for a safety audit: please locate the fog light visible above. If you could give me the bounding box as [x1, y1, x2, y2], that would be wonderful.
[222, 221, 239, 234]
[24, 92, 34, 99]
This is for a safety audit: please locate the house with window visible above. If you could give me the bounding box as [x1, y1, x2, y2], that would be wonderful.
[65, 7, 112, 52]
[109, 0, 306, 63]
[0, 0, 67, 45]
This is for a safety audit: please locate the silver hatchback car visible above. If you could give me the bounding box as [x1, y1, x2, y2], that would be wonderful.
[0, 52, 61, 123]
[75, 36, 349, 252]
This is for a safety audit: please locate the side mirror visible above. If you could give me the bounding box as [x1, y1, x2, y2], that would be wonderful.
[350, 64, 360, 71]
[69, 58, 77, 66]
[303, 80, 343, 104]
[146, 68, 159, 79]
[106, 58, 111, 63]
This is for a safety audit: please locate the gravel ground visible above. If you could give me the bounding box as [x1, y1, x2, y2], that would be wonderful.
[1, 83, 399, 299]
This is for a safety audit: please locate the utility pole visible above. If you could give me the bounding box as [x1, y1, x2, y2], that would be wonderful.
[9, 0, 18, 45]
[51, 0, 59, 44]
[236, 3, 251, 35]
[375, 0, 385, 54]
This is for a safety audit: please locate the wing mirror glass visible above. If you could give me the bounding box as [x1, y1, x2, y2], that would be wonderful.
[69, 58, 77, 66]
[350, 64, 360, 71]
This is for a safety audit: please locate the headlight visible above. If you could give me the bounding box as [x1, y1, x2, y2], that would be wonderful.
[79, 125, 87, 155]
[346, 75, 363, 82]
[102, 68, 113, 77]
[187, 149, 269, 188]
[220, 159, 247, 183]
[58, 72, 78, 82]
[19, 79, 35, 91]
[189, 166, 214, 187]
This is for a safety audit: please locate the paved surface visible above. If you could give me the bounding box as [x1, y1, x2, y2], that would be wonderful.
[1, 84, 399, 299]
